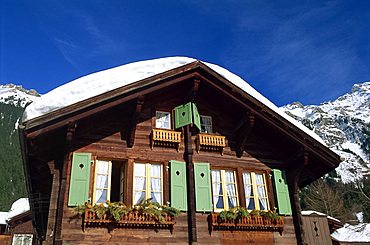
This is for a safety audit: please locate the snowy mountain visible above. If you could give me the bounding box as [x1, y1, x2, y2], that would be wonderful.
[0, 84, 40, 107]
[281, 81, 370, 183]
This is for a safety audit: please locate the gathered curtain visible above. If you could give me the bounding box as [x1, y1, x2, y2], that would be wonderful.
[95, 160, 109, 203]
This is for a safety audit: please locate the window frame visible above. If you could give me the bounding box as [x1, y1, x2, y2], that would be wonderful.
[133, 162, 164, 205]
[211, 168, 239, 212]
[200, 115, 213, 133]
[93, 159, 112, 204]
[243, 171, 270, 211]
[155, 111, 172, 130]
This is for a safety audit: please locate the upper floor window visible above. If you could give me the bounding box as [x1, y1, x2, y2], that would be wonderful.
[211, 169, 238, 211]
[200, 116, 212, 133]
[133, 163, 163, 205]
[243, 172, 269, 211]
[156, 111, 171, 129]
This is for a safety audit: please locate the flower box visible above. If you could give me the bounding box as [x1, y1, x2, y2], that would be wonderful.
[83, 209, 175, 233]
[208, 213, 284, 235]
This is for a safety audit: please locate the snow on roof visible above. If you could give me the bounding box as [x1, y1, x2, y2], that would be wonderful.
[331, 223, 370, 242]
[23, 56, 325, 146]
[7, 198, 30, 220]
[301, 210, 341, 223]
[0, 212, 8, 225]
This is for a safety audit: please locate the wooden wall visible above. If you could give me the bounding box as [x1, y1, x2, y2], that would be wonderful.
[54, 87, 295, 244]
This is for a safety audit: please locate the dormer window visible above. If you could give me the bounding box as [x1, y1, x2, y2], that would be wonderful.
[200, 116, 212, 133]
[156, 111, 171, 129]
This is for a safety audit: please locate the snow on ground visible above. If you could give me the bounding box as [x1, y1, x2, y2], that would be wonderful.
[23, 57, 326, 146]
[0, 212, 8, 225]
[332, 223, 370, 242]
[7, 198, 29, 220]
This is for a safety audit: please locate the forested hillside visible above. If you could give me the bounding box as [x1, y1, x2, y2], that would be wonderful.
[0, 103, 27, 211]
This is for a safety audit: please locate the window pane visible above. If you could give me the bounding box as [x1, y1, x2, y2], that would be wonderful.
[228, 197, 237, 209]
[151, 164, 162, 177]
[151, 178, 161, 191]
[156, 111, 171, 129]
[259, 199, 268, 210]
[247, 198, 255, 210]
[225, 171, 234, 182]
[96, 160, 109, 174]
[134, 177, 145, 190]
[213, 182, 223, 195]
[134, 191, 146, 204]
[257, 186, 266, 198]
[134, 163, 145, 176]
[243, 172, 252, 184]
[96, 189, 107, 203]
[215, 196, 224, 209]
[211, 170, 221, 182]
[151, 192, 162, 204]
[96, 175, 108, 188]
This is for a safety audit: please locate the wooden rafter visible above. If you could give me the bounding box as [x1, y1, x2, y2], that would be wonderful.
[127, 95, 144, 148]
[235, 111, 255, 158]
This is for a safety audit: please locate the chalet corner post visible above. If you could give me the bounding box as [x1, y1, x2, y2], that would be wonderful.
[184, 124, 197, 244]
[44, 161, 60, 245]
[286, 150, 309, 245]
[54, 122, 76, 245]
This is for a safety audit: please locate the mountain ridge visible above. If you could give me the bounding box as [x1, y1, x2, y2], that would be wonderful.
[281, 81, 370, 184]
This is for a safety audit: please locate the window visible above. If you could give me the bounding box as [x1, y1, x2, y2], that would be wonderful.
[93, 160, 125, 204]
[156, 111, 171, 129]
[211, 169, 238, 211]
[243, 172, 269, 211]
[133, 163, 163, 205]
[200, 116, 212, 133]
[12, 234, 33, 245]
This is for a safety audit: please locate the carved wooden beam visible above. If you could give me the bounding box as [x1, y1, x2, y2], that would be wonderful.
[185, 76, 200, 103]
[66, 121, 76, 149]
[235, 112, 255, 158]
[127, 95, 144, 148]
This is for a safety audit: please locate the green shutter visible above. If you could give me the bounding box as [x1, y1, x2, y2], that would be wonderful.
[68, 153, 92, 206]
[174, 102, 193, 129]
[170, 160, 187, 210]
[194, 163, 213, 212]
[192, 103, 201, 131]
[272, 169, 292, 215]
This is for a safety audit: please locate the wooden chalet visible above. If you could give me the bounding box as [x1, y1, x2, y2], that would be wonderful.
[19, 59, 341, 244]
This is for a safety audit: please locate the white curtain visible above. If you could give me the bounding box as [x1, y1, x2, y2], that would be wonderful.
[150, 165, 162, 204]
[134, 163, 146, 204]
[211, 170, 223, 209]
[95, 161, 109, 203]
[225, 171, 237, 208]
[255, 173, 268, 210]
[243, 172, 253, 209]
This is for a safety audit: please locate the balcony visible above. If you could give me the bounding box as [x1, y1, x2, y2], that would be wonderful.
[151, 129, 182, 151]
[196, 133, 226, 155]
[83, 209, 175, 233]
[208, 213, 284, 235]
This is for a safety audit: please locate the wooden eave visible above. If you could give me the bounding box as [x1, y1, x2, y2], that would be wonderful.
[22, 60, 340, 174]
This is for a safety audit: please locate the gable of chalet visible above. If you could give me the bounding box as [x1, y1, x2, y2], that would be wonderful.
[19, 60, 341, 243]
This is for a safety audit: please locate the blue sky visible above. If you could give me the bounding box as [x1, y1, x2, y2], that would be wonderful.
[1, 0, 369, 106]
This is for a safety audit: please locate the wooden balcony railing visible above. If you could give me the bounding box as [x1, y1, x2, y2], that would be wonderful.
[83, 209, 175, 233]
[208, 213, 284, 235]
[151, 129, 182, 151]
[196, 133, 226, 155]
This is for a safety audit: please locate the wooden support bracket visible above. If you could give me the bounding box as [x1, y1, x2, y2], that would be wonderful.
[127, 96, 144, 148]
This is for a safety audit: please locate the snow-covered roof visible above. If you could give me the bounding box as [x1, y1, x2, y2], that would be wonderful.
[0, 212, 8, 225]
[23, 56, 325, 145]
[331, 223, 370, 243]
[7, 198, 30, 221]
[301, 210, 341, 223]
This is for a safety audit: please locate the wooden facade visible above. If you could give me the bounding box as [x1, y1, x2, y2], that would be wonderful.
[19, 61, 341, 244]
